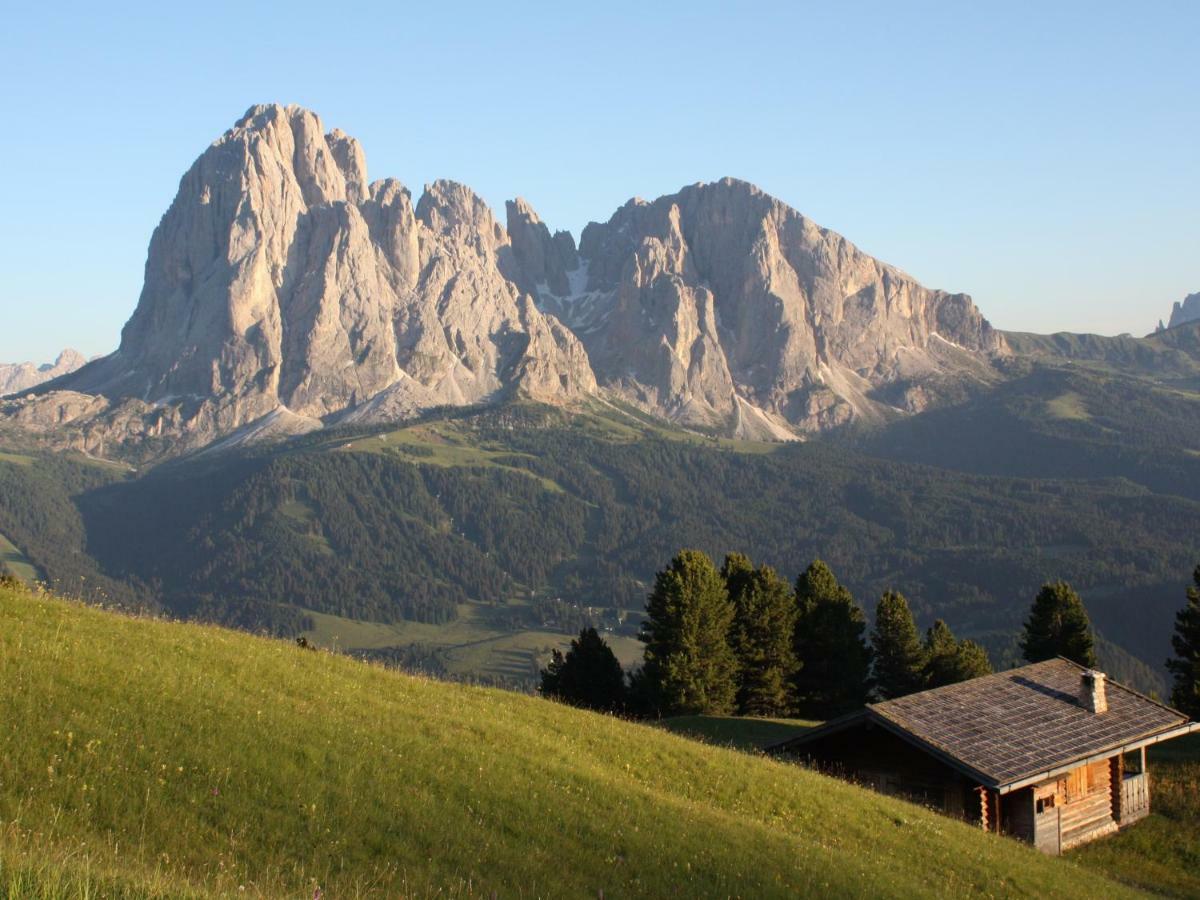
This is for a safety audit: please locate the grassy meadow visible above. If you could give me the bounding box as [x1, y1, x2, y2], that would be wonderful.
[301, 605, 645, 685]
[0, 583, 1155, 897]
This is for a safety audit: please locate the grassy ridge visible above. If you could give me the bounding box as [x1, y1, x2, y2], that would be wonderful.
[656, 716, 817, 752]
[0, 586, 1145, 898]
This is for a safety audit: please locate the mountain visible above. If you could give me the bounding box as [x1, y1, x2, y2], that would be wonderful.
[3, 104, 1005, 457]
[11, 104, 593, 458]
[1167, 292, 1200, 329]
[0, 582, 1150, 897]
[0, 349, 86, 397]
[523, 178, 1005, 436]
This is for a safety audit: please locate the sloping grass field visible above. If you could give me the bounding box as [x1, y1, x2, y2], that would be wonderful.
[0, 584, 1150, 897]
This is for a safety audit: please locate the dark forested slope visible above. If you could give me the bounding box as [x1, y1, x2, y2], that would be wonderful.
[1, 401, 1194, 692]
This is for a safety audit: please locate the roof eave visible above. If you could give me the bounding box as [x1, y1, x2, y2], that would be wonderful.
[764, 710, 868, 753]
[864, 709, 1001, 789]
[996, 720, 1200, 795]
[766, 706, 1003, 789]
[770, 707, 1198, 797]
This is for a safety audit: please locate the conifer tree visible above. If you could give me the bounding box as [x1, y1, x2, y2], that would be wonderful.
[793, 560, 872, 718]
[872, 591, 926, 699]
[540, 647, 566, 695]
[924, 619, 993, 688]
[539, 627, 627, 713]
[1020, 581, 1096, 667]
[723, 553, 799, 717]
[639, 549, 738, 716]
[1167, 566, 1200, 718]
[953, 639, 994, 681]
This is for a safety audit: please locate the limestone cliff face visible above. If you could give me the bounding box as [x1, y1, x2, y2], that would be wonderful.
[7, 110, 1010, 457]
[540, 178, 1006, 436]
[0, 349, 86, 397]
[51, 104, 593, 453]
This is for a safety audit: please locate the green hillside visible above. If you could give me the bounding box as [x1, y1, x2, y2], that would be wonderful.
[1, 400, 1195, 693]
[0, 584, 1146, 898]
[862, 361, 1200, 499]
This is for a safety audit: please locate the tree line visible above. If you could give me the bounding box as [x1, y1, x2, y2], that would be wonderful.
[542, 548, 1200, 722]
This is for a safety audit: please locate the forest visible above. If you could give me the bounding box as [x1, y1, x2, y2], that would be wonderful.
[0, 391, 1196, 695]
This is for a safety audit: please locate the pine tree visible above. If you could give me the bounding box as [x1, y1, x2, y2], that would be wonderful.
[539, 627, 627, 713]
[872, 591, 926, 699]
[954, 639, 994, 681]
[1167, 566, 1200, 718]
[723, 553, 799, 717]
[639, 549, 738, 716]
[924, 619, 993, 688]
[539, 648, 566, 696]
[1020, 582, 1096, 667]
[793, 560, 872, 718]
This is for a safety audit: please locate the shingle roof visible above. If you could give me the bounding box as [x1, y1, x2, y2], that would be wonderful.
[776, 658, 1193, 788]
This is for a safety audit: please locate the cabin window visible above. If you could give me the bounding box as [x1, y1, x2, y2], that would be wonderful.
[1036, 795, 1056, 814]
[1065, 767, 1088, 801]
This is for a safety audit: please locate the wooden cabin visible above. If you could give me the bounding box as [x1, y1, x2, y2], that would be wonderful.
[769, 658, 1197, 854]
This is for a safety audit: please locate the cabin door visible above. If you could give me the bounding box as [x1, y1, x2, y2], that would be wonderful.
[1034, 782, 1062, 855]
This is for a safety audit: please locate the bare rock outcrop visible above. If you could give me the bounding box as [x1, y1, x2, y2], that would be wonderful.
[506, 198, 579, 297]
[5, 110, 1010, 457]
[36, 104, 593, 453]
[543, 178, 1007, 436]
[1167, 292, 1200, 329]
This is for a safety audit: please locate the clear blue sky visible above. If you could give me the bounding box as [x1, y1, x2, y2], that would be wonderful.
[1, 0, 1196, 362]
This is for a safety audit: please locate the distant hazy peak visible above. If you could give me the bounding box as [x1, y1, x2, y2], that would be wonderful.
[1167, 292, 1200, 330]
[0, 348, 87, 397]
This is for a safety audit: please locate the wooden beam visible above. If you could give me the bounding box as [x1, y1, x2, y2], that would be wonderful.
[1110, 754, 1123, 823]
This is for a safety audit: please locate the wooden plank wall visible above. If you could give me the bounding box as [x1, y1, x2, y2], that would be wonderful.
[1056, 763, 1118, 854]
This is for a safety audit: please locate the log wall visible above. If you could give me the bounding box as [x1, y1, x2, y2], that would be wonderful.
[1031, 758, 1118, 854]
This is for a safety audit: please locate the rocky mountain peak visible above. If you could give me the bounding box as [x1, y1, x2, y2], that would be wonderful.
[22, 105, 594, 456]
[1168, 292, 1200, 329]
[415, 180, 505, 250]
[4, 106, 1010, 457]
[561, 176, 1006, 436]
[506, 197, 579, 296]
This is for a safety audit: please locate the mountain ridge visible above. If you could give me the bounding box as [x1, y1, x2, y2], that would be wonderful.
[3, 104, 1007, 459]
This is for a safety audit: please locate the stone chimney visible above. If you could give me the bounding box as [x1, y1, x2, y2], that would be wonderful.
[1080, 670, 1108, 714]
